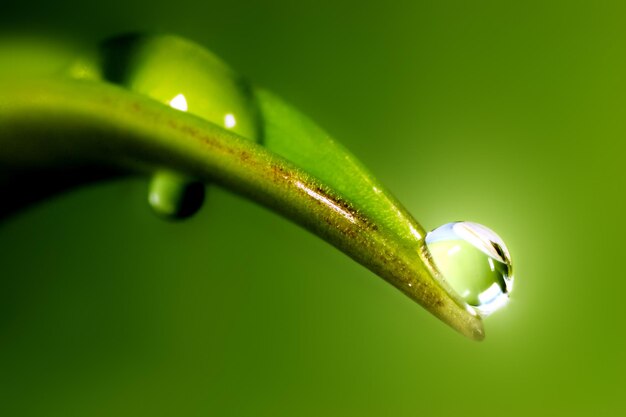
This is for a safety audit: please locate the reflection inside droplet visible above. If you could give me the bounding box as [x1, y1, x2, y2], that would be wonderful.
[224, 113, 236, 128]
[425, 221, 514, 316]
[169, 93, 188, 111]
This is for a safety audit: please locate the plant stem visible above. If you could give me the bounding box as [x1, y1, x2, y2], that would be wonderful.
[0, 78, 484, 340]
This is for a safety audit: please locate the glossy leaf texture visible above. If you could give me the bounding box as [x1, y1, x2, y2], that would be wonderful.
[0, 35, 484, 339]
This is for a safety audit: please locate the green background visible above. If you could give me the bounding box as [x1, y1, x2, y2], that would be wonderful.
[1, 1, 625, 415]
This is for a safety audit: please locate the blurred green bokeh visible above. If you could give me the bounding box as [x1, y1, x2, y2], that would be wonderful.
[1, 1, 625, 416]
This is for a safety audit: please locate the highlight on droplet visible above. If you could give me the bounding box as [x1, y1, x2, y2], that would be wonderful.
[224, 113, 236, 128]
[169, 93, 188, 112]
[425, 221, 514, 316]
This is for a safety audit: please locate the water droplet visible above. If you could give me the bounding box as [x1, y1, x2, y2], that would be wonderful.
[148, 170, 205, 220]
[92, 34, 261, 141]
[425, 222, 513, 316]
[70, 34, 262, 219]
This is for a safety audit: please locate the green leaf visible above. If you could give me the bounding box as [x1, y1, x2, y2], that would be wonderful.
[0, 37, 484, 340]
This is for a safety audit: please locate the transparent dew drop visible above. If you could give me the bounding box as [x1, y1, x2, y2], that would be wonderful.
[97, 34, 260, 141]
[148, 170, 205, 220]
[69, 34, 262, 220]
[425, 222, 513, 316]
